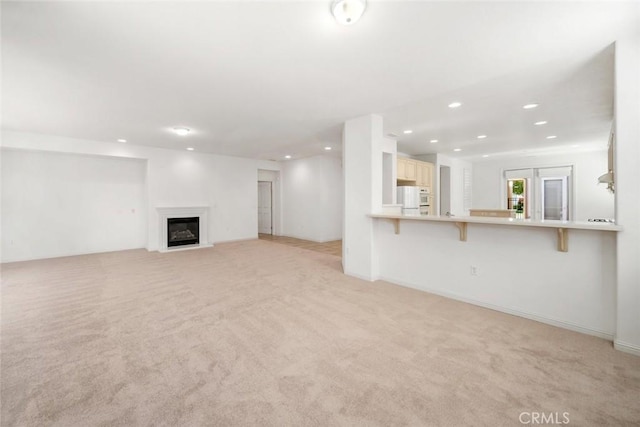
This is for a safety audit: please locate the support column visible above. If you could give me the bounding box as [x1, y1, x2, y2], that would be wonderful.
[614, 36, 640, 355]
[342, 114, 385, 281]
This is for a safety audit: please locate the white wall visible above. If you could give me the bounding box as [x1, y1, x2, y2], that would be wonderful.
[375, 220, 617, 338]
[1, 131, 281, 261]
[1, 149, 147, 262]
[281, 155, 342, 242]
[472, 150, 614, 221]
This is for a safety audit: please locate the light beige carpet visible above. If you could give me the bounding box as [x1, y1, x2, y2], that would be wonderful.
[1, 240, 639, 426]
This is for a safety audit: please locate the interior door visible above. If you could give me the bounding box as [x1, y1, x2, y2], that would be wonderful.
[258, 181, 272, 234]
[541, 177, 568, 220]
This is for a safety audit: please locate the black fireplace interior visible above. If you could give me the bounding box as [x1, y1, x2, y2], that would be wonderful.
[167, 217, 199, 247]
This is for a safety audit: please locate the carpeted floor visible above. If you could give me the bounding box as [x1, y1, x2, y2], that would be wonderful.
[258, 234, 342, 257]
[1, 240, 639, 426]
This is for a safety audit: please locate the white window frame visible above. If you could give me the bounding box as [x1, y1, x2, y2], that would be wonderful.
[502, 165, 574, 221]
[540, 176, 569, 220]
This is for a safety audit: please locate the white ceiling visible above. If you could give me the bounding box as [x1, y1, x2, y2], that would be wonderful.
[2, 1, 638, 161]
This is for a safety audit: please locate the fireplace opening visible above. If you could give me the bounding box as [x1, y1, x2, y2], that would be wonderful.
[167, 217, 199, 248]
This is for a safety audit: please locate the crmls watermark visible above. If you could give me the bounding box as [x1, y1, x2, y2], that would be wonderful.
[519, 412, 570, 425]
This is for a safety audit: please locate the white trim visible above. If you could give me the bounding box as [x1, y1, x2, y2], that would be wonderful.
[344, 269, 377, 282]
[376, 275, 615, 341]
[216, 237, 256, 244]
[614, 340, 640, 356]
[156, 206, 213, 252]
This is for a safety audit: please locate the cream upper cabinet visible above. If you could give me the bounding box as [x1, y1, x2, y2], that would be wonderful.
[397, 158, 407, 180]
[397, 158, 417, 181]
[398, 158, 433, 186]
[416, 161, 433, 188]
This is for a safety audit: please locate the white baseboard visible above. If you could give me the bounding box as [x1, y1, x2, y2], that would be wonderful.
[214, 237, 256, 244]
[280, 233, 341, 243]
[3, 246, 147, 263]
[614, 340, 640, 356]
[377, 276, 615, 341]
[344, 269, 376, 282]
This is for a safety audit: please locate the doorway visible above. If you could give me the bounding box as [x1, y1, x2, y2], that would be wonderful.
[440, 166, 451, 215]
[258, 181, 272, 234]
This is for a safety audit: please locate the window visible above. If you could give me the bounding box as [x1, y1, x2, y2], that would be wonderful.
[505, 169, 533, 219]
[504, 166, 573, 220]
[507, 179, 528, 218]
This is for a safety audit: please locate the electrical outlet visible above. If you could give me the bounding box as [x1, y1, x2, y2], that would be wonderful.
[470, 265, 479, 276]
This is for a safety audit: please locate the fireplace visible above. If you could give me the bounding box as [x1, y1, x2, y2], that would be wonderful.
[156, 206, 211, 252]
[167, 217, 200, 247]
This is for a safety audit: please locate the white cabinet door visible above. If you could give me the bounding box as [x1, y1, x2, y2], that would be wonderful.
[258, 181, 272, 234]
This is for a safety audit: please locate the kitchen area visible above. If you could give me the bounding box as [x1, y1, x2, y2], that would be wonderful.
[396, 157, 434, 216]
[344, 114, 626, 351]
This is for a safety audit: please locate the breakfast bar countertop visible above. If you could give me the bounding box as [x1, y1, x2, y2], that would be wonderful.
[368, 213, 623, 232]
[369, 213, 622, 252]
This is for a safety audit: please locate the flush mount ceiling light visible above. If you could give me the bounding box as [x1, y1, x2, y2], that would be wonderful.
[430, 139, 438, 143]
[117, 138, 127, 143]
[284, 155, 292, 159]
[453, 148, 462, 152]
[403, 130, 413, 134]
[173, 127, 190, 136]
[186, 147, 195, 151]
[546, 135, 557, 139]
[477, 135, 487, 139]
[482, 154, 490, 158]
[448, 102, 462, 108]
[534, 120, 548, 125]
[332, 0, 366, 25]
[324, 146, 332, 151]
[523, 103, 539, 109]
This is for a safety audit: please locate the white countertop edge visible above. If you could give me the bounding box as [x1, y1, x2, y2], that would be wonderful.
[369, 213, 623, 232]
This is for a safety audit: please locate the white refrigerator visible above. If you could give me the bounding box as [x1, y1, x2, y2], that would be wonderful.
[397, 186, 421, 215]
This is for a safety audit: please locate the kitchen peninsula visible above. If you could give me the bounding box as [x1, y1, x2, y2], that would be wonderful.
[344, 114, 628, 349]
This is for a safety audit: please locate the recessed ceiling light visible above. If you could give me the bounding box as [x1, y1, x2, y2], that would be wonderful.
[285, 155, 292, 159]
[546, 135, 557, 139]
[403, 130, 413, 134]
[173, 127, 190, 136]
[523, 103, 539, 109]
[430, 139, 438, 143]
[186, 147, 194, 151]
[453, 148, 462, 152]
[534, 121, 548, 125]
[117, 139, 127, 143]
[482, 154, 490, 158]
[324, 146, 332, 151]
[477, 135, 487, 139]
[448, 102, 462, 108]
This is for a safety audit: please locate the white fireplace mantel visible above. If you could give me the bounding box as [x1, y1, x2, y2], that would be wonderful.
[156, 206, 213, 252]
